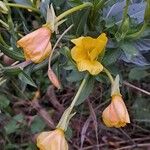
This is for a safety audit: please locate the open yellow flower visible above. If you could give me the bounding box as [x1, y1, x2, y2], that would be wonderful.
[71, 33, 108, 75]
[17, 25, 52, 63]
[102, 95, 130, 128]
[36, 128, 68, 150]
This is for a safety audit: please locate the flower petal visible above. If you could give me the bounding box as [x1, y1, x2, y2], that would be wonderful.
[89, 33, 108, 60]
[71, 46, 88, 62]
[37, 129, 68, 150]
[112, 96, 130, 123]
[77, 60, 103, 75]
[23, 42, 51, 63]
[71, 37, 84, 46]
[82, 37, 96, 51]
[17, 27, 51, 48]
[17, 26, 51, 63]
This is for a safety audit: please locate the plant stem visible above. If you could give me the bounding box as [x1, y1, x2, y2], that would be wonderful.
[95, 0, 106, 12]
[103, 67, 114, 85]
[56, 2, 93, 22]
[70, 73, 89, 110]
[5, 3, 39, 13]
[122, 0, 130, 25]
[0, 19, 9, 29]
[56, 73, 89, 131]
[48, 24, 73, 69]
[126, 22, 147, 39]
[117, 0, 130, 33]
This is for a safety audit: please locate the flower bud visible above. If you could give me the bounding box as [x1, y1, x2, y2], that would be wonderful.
[17, 25, 52, 63]
[102, 95, 130, 128]
[36, 128, 68, 150]
[48, 69, 61, 89]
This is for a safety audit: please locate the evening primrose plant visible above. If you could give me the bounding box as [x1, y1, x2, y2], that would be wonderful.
[0, 0, 150, 149]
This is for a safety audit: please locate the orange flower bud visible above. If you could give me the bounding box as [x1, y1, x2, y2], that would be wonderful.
[36, 129, 68, 150]
[102, 95, 130, 128]
[17, 25, 52, 63]
[48, 69, 61, 89]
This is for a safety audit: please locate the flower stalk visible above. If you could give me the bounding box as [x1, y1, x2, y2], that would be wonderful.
[5, 3, 39, 13]
[126, 22, 147, 39]
[48, 24, 73, 69]
[57, 74, 89, 131]
[103, 67, 114, 85]
[56, 2, 93, 23]
[115, 0, 130, 41]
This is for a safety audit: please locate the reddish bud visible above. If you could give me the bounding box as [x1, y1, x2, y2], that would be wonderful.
[48, 69, 61, 89]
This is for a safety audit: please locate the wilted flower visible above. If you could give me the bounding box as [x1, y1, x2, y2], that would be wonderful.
[17, 25, 52, 63]
[37, 128, 68, 150]
[48, 68, 61, 89]
[71, 33, 108, 75]
[102, 95, 130, 128]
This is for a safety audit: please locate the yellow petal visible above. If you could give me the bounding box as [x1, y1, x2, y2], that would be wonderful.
[97, 33, 108, 41]
[71, 46, 88, 62]
[71, 37, 84, 46]
[77, 60, 103, 75]
[89, 33, 108, 60]
[82, 37, 96, 51]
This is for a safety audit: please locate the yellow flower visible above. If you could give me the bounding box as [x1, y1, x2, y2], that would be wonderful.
[36, 128, 68, 150]
[71, 33, 108, 75]
[102, 95, 130, 128]
[17, 25, 52, 63]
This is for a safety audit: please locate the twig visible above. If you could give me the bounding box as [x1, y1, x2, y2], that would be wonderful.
[115, 143, 150, 150]
[44, 85, 64, 112]
[48, 24, 73, 69]
[87, 99, 99, 150]
[123, 81, 150, 96]
[82, 137, 150, 150]
[31, 100, 55, 129]
[119, 128, 136, 146]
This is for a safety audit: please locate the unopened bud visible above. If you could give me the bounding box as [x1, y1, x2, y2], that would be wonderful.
[37, 128, 68, 150]
[48, 69, 61, 89]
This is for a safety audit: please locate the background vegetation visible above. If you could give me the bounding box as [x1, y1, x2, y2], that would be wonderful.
[0, 0, 150, 149]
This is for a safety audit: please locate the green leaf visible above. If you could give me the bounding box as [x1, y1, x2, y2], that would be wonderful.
[2, 67, 22, 76]
[67, 70, 84, 82]
[18, 71, 37, 88]
[30, 116, 46, 134]
[65, 126, 73, 140]
[5, 114, 24, 134]
[129, 67, 149, 80]
[102, 49, 122, 66]
[132, 98, 150, 127]
[75, 76, 95, 106]
[120, 41, 139, 60]
[0, 44, 24, 61]
[0, 94, 10, 109]
[14, 0, 33, 6]
[70, 9, 90, 36]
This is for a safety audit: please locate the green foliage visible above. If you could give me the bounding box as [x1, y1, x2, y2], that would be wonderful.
[75, 76, 95, 106]
[0, 0, 150, 149]
[129, 67, 149, 80]
[5, 114, 24, 134]
[30, 116, 46, 134]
